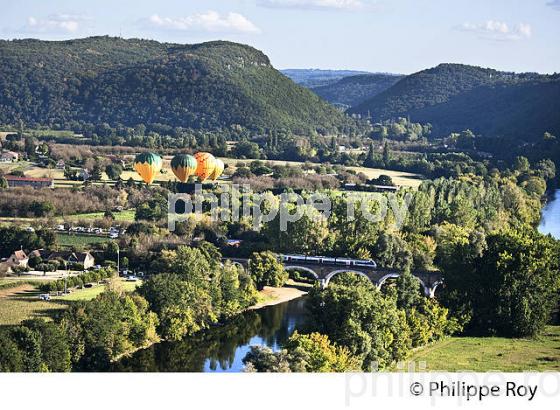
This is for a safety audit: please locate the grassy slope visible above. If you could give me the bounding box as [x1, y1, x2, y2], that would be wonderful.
[404, 326, 560, 372]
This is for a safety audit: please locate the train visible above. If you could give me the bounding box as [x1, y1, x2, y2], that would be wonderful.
[281, 254, 377, 268]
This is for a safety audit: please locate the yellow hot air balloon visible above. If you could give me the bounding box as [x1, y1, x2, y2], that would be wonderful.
[194, 152, 216, 182]
[133, 152, 162, 185]
[209, 158, 225, 181]
[171, 154, 198, 183]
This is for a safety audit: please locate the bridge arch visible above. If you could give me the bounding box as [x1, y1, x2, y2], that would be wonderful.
[283, 265, 320, 280]
[324, 269, 373, 288]
[428, 280, 443, 298]
[376, 273, 431, 297]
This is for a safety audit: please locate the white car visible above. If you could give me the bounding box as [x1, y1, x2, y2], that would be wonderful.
[109, 233, 119, 239]
[39, 294, 51, 301]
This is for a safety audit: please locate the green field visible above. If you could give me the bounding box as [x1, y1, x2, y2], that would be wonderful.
[68, 209, 136, 221]
[55, 233, 111, 247]
[0, 279, 141, 325]
[403, 326, 560, 372]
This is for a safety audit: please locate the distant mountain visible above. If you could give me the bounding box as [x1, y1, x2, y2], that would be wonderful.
[281, 69, 370, 88]
[312, 73, 403, 108]
[348, 64, 560, 140]
[0, 37, 350, 134]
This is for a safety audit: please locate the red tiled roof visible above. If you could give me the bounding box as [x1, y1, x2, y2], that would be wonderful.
[5, 175, 53, 182]
[13, 250, 28, 260]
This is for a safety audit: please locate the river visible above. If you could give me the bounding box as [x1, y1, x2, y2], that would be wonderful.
[113, 191, 559, 372]
[539, 190, 560, 239]
[113, 296, 309, 372]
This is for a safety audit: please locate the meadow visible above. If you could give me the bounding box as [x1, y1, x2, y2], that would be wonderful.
[403, 326, 560, 372]
[0, 279, 141, 325]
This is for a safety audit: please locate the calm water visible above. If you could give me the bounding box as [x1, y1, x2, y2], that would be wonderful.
[113, 296, 309, 372]
[539, 190, 560, 240]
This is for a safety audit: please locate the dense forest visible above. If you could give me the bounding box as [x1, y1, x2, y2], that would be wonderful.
[348, 64, 560, 141]
[0, 37, 351, 135]
[310, 73, 404, 108]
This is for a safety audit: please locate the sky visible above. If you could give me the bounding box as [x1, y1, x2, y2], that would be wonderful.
[1, 0, 559, 74]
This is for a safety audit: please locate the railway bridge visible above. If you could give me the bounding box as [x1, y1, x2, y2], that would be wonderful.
[225, 258, 443, 298]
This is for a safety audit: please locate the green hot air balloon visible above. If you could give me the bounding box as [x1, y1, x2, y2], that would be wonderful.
[171, 154, 198, 183]
[133, 152, 162, 184]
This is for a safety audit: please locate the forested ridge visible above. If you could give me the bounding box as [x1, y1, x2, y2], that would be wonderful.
[311, 73, 403, 108]
[0, 36, 349, 134]
[348, 63, 560, 140]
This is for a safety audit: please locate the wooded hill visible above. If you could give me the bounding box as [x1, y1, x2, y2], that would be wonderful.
[0, 36, 351, 135]
[348, 63, 560, 140]
[312, 73, 403, 108]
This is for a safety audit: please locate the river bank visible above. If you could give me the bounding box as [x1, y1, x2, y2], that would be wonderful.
[250, 286, 308, 310]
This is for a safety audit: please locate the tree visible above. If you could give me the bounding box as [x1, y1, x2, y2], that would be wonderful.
[22, 319, 71, 372]
[243, 332, 361, 372]
[0, 330, 24, 372]
[308, 283, 411, 370]
[249, 251, 287, 290]
[382, 141, 391, 165]
[363, 142, 376, 168]
[395, 268, 422, 311]
[90, 163, 103, 181]
[233, 140, 261, 159]
[105, 164, 123, 180]
[442, 227, 560, 337]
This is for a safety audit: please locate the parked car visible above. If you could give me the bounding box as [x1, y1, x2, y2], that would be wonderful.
[39, 294, 50, 301]
[126, 275, 138, 282]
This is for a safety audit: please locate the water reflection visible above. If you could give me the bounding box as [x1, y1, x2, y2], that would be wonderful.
[113, 297, 309, 372]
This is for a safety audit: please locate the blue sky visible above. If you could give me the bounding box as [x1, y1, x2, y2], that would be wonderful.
[1, 0, 559, 74]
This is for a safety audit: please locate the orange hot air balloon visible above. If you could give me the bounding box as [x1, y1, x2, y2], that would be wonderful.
[171, 154, 198, 183]
[194, 152, 216, 182]
[209, 158, 225, 181]
[133, 152, 162, 185]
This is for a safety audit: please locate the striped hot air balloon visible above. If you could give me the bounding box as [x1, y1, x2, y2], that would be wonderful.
[209, 158, 225, 181]
[133, 152, 162, 185]
[194, 152, 216, 182]
[171, 154, 198, 183]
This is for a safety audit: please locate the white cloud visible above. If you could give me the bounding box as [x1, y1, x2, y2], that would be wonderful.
[546, 0, 560, 10]
[141, 11, 260, 34]
[257, 0, 370, 11]
[24, 14, 88, 34]
[456, 20, 532, 41]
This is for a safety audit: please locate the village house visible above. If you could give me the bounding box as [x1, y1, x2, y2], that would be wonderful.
[4, 250, 29, 269]
[4, 175, 54, 189]
[56, 159, 66, 169]
[46, 251, 95, 270]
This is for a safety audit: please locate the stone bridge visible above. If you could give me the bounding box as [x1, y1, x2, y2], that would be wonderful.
[225, 258, 443, 298]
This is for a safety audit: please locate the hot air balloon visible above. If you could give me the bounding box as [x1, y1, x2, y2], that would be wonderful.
[209, 158, 225, 181]
[171, 154, 198, 183]
[133, 152, 162, 185]
[194, 152, 216, 182]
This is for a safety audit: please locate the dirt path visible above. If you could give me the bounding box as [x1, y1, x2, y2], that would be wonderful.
[249, 286, 307, 310]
